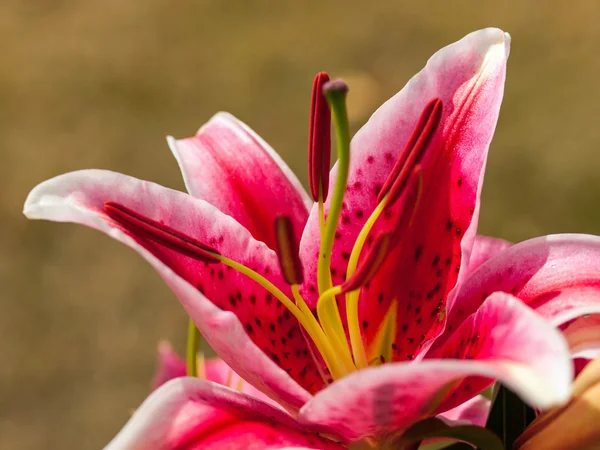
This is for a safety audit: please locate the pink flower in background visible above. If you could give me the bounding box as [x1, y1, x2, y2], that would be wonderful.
[24, 27, 600, 448]
[153, 341, 280, 409]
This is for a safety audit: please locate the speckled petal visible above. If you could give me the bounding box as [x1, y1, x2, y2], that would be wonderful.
[24, 170, 322, 409]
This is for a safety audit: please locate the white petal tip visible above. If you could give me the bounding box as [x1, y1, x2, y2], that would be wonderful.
[166, 135, 177, 150]
[504, 32, 512, 57]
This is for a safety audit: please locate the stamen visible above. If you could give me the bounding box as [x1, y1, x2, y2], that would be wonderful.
[342, 232, 391, 369]
[235, 375, 245, 392]
[388, 166, 423, 249]
[344, 165, 423, 369]
[105, 202, 348, 380]
[104, 202, 220, 263]
[274, 215, 304, 285]
[377, 98, 442, 205]
[225, 367, 234, 388]
[291, 284, 349, 380]
[314, 284, 356, 374]
[308, 72, 332, 203]
[341, 232, 391, 293]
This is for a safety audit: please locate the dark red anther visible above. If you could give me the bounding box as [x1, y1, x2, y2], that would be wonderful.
[378, 98, 443, 206]
[104, 201, 220, 263]
[341, 232, 391, 293]
[389, 166, 423, 250]
[308, 72, 332, 202]
[274, 215, 304, 285]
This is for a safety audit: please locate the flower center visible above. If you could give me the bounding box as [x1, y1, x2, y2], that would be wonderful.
[103, 76, 442, 384]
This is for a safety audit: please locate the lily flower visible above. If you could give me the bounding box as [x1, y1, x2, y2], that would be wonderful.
[23, 28, 600, 447]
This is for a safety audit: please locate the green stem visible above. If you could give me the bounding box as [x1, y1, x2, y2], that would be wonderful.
[186, 318, 200, 377]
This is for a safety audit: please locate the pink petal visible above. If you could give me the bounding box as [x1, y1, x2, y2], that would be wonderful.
[168, 112, 312, 250]
[430, 292, 572, 411]
[441, 234, 600, 347]
[105, 378, 344, 450]
[204, 359, 284, 410]
[466, 235, 512, 276]
[437, 395, 490, 427]
[562, 314, 600, 359]
[298, 29, 511, 361]
[152, 343, 280, 409]
[153, 341, 188, 390]
[298, 293, 571, 442]
[24, 170, 323, 409]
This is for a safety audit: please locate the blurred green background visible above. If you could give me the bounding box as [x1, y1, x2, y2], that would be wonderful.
[2, 0, 600, 448]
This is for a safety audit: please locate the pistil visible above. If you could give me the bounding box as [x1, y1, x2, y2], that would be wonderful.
[314, 80, 355, 367]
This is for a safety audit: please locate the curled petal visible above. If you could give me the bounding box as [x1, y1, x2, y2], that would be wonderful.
[437, 395, 490, 427]
[442, 234, 600, 349]
[562, 314, 600, 359]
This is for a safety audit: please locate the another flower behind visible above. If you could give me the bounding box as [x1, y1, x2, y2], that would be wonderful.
[152, 341, 281, 409]
[515, 356, 600, 450]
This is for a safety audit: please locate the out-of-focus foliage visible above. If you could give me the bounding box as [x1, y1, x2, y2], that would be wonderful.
[2, 1, 600, 449]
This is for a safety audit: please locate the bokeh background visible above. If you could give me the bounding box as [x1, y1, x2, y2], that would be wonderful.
[3, 1, 600, 448]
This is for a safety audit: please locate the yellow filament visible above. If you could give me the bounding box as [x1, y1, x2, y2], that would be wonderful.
[225, 367, 234, 388]
[291, 285, 347, 379]
[367, 298, 398, 365]
[235, 375, 245, 392]
[215, 253, 346, 380]
[345, 195, 389, 368]
[316, 286, 356, 374]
